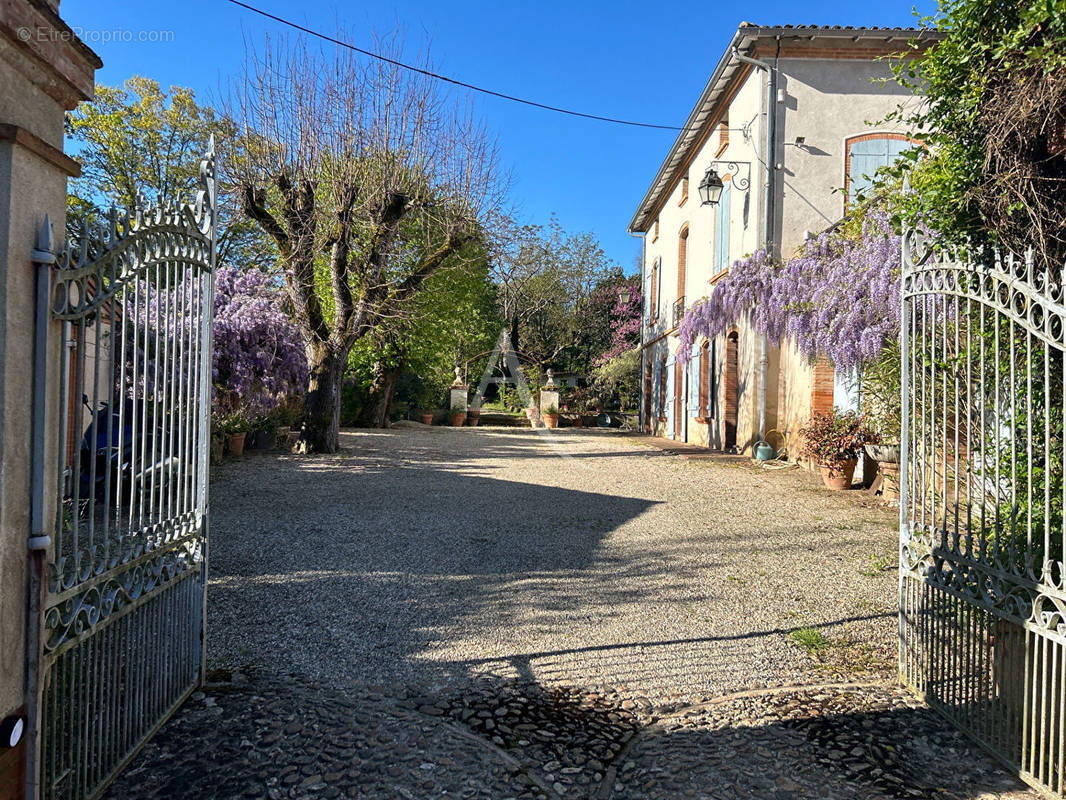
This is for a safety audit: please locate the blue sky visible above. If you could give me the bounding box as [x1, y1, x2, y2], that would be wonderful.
[61, 0, 935, 271]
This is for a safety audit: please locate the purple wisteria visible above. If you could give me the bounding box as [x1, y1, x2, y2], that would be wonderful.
[596, 281, 643, 365]
[679, 210, 900, 369]
[212, 265, 308, 420]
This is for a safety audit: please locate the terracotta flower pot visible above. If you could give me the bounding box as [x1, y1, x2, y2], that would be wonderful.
[466, 413, 480, 427]
[228, 431, 247, 457]
[543, 413, 559, 429]
[819, 458, 858, 490]
[572, 416, 583, 428]
[419, 413, 434, 425]
[449, 412, 466, 427]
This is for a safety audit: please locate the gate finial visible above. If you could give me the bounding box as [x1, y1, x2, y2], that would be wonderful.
[31, 215, 55, 265]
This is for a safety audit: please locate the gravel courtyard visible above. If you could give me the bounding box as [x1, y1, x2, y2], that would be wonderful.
[207, 426, 899, 696]
[106, 427, 1039, 799]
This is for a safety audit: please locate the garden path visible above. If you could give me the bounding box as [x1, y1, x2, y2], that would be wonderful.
[105, 427, 1040, 799]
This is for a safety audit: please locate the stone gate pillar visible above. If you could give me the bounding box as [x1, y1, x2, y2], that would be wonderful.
[0, 4, 99, 798]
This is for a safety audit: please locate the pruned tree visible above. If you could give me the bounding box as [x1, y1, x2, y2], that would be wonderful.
[230, 33, 502, 452]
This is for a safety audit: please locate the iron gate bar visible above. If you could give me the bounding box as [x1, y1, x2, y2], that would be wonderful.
[900, 230, 1066, 797]
[30, 140, 216, 800]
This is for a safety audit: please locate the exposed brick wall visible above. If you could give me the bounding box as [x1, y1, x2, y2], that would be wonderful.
[811, 357, 835, 418]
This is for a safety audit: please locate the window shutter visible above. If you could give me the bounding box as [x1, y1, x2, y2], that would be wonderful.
[665, 358, 675, 438]
[714, 184, 732, 272]
[708, 339, 717, 419]
[689, 342, 700, 411]
[655, 257, 663, 319]
[653, 358, 662, 416]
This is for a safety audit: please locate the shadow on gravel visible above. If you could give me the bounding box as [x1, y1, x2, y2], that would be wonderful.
[206, 438, 665, 687]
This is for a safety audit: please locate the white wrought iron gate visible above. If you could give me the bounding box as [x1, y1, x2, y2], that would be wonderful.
[30, 143, 216, 799]
[899, 230, 1066, 796]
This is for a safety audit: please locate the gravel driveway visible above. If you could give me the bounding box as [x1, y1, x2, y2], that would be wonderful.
[105, 426, 1040, 799]
[208, 426, 900, 699]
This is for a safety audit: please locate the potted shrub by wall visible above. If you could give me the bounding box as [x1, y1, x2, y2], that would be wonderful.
[252, 414, 278, 450]
[449, 408, 467, 427]
[220, 411, 251, 457]
[542, 404, 560, 429]
[800, 409, 879, 490]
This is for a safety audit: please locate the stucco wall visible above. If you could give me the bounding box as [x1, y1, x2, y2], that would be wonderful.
[0, 4, 98, 795]
[775, 58, 918, 255]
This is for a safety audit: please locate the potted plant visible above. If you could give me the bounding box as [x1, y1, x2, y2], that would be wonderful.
[542, 404, 560, 429]
[449, 407, 467, 427]
[219, 411, 251, 457]
[800, 409, 879, 490]
[251, 414, 278, 450]
[467, 397, 481, 427]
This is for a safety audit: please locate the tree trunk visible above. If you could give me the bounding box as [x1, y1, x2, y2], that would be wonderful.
[360, 362, 401, 428]
[304, 343, 345, 453]
[372, 366, 402, 428]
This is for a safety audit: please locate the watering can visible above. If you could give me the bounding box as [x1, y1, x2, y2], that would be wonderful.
[753, 429, 786, 462]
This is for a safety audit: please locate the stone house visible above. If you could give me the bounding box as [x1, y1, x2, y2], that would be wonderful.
[628, 23, 937, 454]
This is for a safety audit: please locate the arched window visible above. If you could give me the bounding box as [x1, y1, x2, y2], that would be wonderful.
[844, 133, 913, 207]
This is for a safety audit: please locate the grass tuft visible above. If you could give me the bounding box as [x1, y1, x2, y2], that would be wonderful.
[788, 627, 831, 653]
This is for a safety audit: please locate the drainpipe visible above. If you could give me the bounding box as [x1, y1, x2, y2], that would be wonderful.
[731, 43, 777, 442]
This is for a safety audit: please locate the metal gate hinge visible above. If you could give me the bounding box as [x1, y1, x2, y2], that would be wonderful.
[28, 535, 51, 551]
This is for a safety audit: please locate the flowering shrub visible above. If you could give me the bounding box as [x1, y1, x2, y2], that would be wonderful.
[679, 209, 900, 370]
[799, 409, 880, 467]
[595, 281, 643, 365]
[212, 266, 307, 422]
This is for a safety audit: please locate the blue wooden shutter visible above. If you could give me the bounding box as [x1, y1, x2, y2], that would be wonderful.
[665, 358, 675, 438]
[652, 357, 662, 416]
[645, 260, 654, 322]
[655, 256, 663, 319]
[714, 184, 732, 272]
[689, 342, 700, 411]
[708, 340, 717, 419]
[848, 137, 910, 200]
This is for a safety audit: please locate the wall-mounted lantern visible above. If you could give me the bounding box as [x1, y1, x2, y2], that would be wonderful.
[699, 161, 752, 206]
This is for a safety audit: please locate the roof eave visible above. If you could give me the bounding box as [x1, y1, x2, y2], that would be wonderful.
[626, 25, 943, 235]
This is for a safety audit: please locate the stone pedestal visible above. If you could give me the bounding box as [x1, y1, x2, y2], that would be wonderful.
[449, 385, 468, 412]
[539, 388, 560, 413]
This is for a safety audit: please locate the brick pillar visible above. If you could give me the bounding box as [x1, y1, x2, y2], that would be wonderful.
[811, 357, 835, 417]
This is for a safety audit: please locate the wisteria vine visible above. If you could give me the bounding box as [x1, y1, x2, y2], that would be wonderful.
[679, 210, 900, 370]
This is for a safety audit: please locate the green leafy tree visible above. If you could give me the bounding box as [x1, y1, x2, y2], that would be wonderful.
[490, 215, 620, 374]
[347, 236, 500, 426]
[887, 0, 1066, 264]
[66, 76, 269, 269]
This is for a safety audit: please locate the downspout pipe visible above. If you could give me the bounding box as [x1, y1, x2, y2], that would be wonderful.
[731, 44, 777, 442]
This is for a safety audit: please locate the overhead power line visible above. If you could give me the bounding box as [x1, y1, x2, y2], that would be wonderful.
[225, 0, 695, 132]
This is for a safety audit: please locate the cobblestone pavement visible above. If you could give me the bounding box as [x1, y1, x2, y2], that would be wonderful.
[107, 672, 1035, 799]
[104, 428, 1041, 798]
